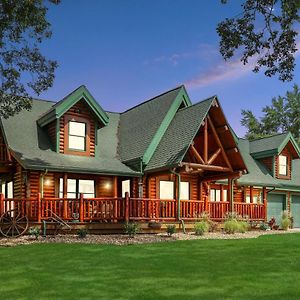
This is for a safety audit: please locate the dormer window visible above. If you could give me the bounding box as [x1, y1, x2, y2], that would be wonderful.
[69, 121, 86, 151]
[64, 115, 90, 156]
[279, 155, 288, 176]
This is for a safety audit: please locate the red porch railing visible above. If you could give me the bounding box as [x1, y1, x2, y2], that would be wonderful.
[0, 194, 266, 223]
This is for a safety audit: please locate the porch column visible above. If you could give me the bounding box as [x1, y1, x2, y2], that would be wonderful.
[63, 173, 68, 220]
[113, 176, 118, 198]
[228, 178, 234, 212]
[263, 187, 267, 221]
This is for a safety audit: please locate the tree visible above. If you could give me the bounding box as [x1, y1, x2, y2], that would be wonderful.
[241, 84, 300, 142]
[217, 0, 300, 82]
[0, 0, 60, 118]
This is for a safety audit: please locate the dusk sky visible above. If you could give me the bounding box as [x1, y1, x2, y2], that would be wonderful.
[39, 0, 300, 137]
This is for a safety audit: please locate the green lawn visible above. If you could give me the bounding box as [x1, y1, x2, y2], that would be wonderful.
[1, 234, 300, 299]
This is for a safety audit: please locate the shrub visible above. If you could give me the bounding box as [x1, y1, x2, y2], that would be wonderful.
[77, 228, 88, 238]
[224, 219, 240, 234]
[194, 221, 209, 236]
[259, 222, 269, 231]
[29, 226, 40, 240]
[208, 220, 218, 232]
[123, 222, 140, 238]
[281, 211, 290, 231]
[166, 224, 176, 236]
[239, 221, 250, 233]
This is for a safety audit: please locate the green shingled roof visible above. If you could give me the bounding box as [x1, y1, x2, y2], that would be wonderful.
[145, 97, 215, 172]
[1, 99, 139, 176]
[118, 86, 191, 164]
[250, 132, 300, 159]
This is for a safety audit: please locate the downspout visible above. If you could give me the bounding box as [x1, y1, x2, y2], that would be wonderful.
[40, 169, 48, 198]
[171, 168, 186, 234]
[138, 158, 143, 198]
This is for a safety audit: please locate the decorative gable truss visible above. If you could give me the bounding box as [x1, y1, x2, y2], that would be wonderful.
[37, 86, 109, 156]
[181, 98, 247, 181]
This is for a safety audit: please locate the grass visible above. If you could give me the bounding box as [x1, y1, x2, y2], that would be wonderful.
[1, 234, 300, 299]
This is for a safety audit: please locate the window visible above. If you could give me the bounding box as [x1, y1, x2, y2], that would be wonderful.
[210, 189, 221, 202]
[159, 181, 174, 199]
[180, 182, 189, 200]
[279, 155, 288, 176]
[1, 181, 13, 198]
[68, 121, 86, 151]
[59, 178, 95, 198]
[223, 190, 227, 202]
[122, 180, 130, 197]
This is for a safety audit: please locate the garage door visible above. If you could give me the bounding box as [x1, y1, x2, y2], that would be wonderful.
[291, 195, 300, 228]
[267, 193, 286, 223]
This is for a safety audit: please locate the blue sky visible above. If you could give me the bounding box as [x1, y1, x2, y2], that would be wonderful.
[39, 0, 300, 136]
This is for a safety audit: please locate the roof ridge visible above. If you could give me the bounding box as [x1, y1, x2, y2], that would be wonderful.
[177, 95, 216, 112]
[250, 132, 289, 143]
[121, 85, 184, 114]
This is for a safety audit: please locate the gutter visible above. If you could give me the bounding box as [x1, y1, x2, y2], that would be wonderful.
[171, 168, 186, 234]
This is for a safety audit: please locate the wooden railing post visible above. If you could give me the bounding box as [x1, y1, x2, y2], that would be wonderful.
[37, 193, 41, 223]
[263, 187, 267, 221]
[0, 193, 4, 215]
[124, 192, 129, 222]
[79, 193, 84, 223]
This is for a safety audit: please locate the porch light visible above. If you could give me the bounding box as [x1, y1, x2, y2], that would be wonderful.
[44, 178, 51, 186]
[105, 182, 112, 190]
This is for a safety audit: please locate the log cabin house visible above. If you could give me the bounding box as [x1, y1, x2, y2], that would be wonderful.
[0, 85, 300, 233]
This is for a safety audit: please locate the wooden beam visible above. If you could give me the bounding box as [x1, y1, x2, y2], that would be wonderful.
[204, 118, 208, 163]
[190, 144, 205, 164]
[207, 148, 221, 165]
[181, 162, 231, 172]
[202, 171, 242, 182]
[226, 147, 239, 155]
[207, 115, 233, 171]
[216, 125, 228, 133]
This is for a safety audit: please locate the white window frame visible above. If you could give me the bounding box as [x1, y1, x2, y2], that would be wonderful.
[59, 178, 95, 199]
[159, 181, 174, 200]
[68, 121, 86, 151]
[278, 155, 288, 176]
[122, 180, 130, 197]
[180, 181, 190, 200]
[210, 189, 221, 202]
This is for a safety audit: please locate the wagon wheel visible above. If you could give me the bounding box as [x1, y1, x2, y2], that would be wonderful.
[0, 210, 29, 238]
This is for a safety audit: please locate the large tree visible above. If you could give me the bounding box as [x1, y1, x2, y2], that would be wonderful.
[0, 0, 59, 118]
[217, 0, 300, 82]
[241, 84, 300, 142]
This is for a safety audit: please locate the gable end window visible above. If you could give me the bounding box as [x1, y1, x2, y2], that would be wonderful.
[278, 155, 288, 176]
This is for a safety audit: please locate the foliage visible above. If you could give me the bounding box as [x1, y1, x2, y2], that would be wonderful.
[123, 222, 140, 238]
[224, 219, 241, 234]
[224, 212, 250, 233]
[241, 84, 300, 143]
[259, 222, 269, 231]
[281, 210, 291, 230]
[166, 224, 176, 236]
[198, 211, 218, 232]
[268, 217, 277, 229]
[0, 0, 60, 118]
[28, 226, 40, 240]
[77, 228, 88, 239]
[217, 0, 300, 81]
[194, 221, 210, 236]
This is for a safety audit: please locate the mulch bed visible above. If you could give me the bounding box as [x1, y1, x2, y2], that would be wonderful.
[0, 229, 299, 247]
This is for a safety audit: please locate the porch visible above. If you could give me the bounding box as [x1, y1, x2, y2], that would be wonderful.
[0, 193, 267, 225]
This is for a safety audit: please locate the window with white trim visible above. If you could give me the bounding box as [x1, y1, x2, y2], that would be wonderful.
[279, 155, 288, 176]
[210, 189, 221, 201]
[68, 121, 86, 151]
[59, 178, 95, 198]
[122, 180, 130, 197]
[2, 181, 13, 198]
[180, 182, 190, 200]
[159, 181, 174, 199]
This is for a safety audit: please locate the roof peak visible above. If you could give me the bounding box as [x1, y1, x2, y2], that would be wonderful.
[121, 85, 184, 114]
[178, 95, 216, 112]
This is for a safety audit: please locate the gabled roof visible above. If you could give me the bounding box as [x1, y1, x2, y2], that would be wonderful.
[37, 85, 109, 127]
[1, 99, 139, 176]
[250, 132, 300, 159]
[118, 86, 191, 165]
[235, 138, 300, 190]
[145, 97, 214, 172]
